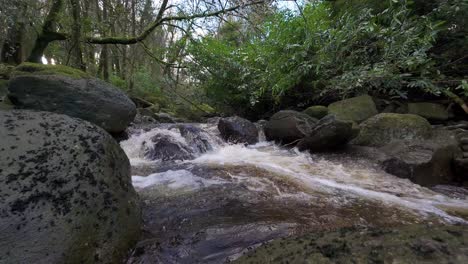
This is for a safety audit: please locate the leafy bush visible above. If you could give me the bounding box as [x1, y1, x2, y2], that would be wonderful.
[188, 0, 467, 118]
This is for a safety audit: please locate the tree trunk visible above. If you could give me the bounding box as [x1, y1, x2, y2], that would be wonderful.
[27, 0, 65, 63]
[69, 0, 85, 70]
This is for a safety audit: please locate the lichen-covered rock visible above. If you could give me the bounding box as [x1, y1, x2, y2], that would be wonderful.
[234, 225, 468, 264]
[303, 105, 329, 119]
[7, 63, 136, 133]
[328, 95, 378, 123]
[297, 115, 356, 152]
[408, 102, 449, 122]
[0, 110, 141, 264]
[264, 110, 318, 144]
[353, 113, 432, 147]
[218, 116, 259, 145]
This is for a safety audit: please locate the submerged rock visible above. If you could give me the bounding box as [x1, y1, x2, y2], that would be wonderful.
[303, 105, 329, 119]
[353, 113, 432, 147]
[234, 225, 468, 264]
[0, 110, 140, 264]
[264, 110, 318, 144]
[218, 116, 259, 145]
[328, 95, 378, 123]
[408, 102, 449, 122]
[7, 63, 136, 133]
[298, 115, 356, 152]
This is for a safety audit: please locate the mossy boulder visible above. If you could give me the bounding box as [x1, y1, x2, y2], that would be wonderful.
[408, 102, 449, 122]
[353, 113, 432, 147]
[12, 62, 90, 79]
[328, 95, 378, 123]
[8, 63, 136, 133]
[303, 105, 329, 119]
[234, 225, 468, 264]
[0, 110, 141, 264]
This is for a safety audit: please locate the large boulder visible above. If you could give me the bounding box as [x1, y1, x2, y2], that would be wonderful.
[0, 110, 140, 263]
[218, 116, 259, 145]
[234, 225, 468, 264]
[264, 110, 318, 144]
[297, 115, 356, 152]
[328, 95, 378, 123]
[7, 63, 136, 133]
[408, 102, 449, 122]
[353, 113, 432, 147]
[303, 105, 328, 119]
[379, 129, 462, 186]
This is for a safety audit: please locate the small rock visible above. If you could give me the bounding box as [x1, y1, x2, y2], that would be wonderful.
[408, 102, 449, 122]
[303, 105, 328, 119]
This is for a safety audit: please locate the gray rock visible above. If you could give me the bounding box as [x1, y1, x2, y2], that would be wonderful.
[8, 74, 136, 133]
[154, 112, 176, 123]
[0, 110, 140, 264]
[264, 110, 318, 144]
[297, 115, 356, 152]
[218, 116, 259, 145]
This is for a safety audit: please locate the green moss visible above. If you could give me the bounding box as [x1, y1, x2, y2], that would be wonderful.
[328, 95, 378, 123]
[234, 225, 468, 264]
[12, 62, 90, 79]
[0, 63, 14, 79]
[353, 113, 432, 147]
[303, 105, 329, 119]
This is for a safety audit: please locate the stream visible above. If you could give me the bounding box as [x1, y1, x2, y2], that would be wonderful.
[120, 123, 468, 264]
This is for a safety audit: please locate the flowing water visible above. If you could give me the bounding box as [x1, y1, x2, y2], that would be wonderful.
[121, 123, 468, 264]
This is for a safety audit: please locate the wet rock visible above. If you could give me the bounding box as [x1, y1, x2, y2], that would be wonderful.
[303, 105, 328, 119]
[328, 95, 378, 123]
[7, 63, 136, 133]
[408, 102, 449, 122]
[174, 124, 214, 154]
[297, 115, 356, 152]
[353, 113, 432, 147]
[0, 110, 141, 264]
[218, 116, 259, 145]
[264, 110, 318, 144]
[144, 133, 194, 161]
[379, 129, 462, 186]
[234, 225, 468, 264]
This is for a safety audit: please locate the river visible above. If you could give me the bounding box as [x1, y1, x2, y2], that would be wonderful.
[120, 123, 468, 263]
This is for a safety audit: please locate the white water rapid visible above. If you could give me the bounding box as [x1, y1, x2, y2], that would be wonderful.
[121, 123, 468, 263]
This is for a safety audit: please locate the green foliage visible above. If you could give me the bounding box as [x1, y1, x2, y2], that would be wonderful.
[188, 0, 468, 117]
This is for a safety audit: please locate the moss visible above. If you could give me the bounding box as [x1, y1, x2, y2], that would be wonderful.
[303, 105, 328, 119]
[12, 62, 90, 79]
[234, 225, 468, 264]
[353, 113, 432, 147]
[328, 95, 378, 123]
[0, 63, 14, 79]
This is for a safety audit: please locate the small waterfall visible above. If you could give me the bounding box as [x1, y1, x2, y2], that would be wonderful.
[121, 123, 223, 164]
